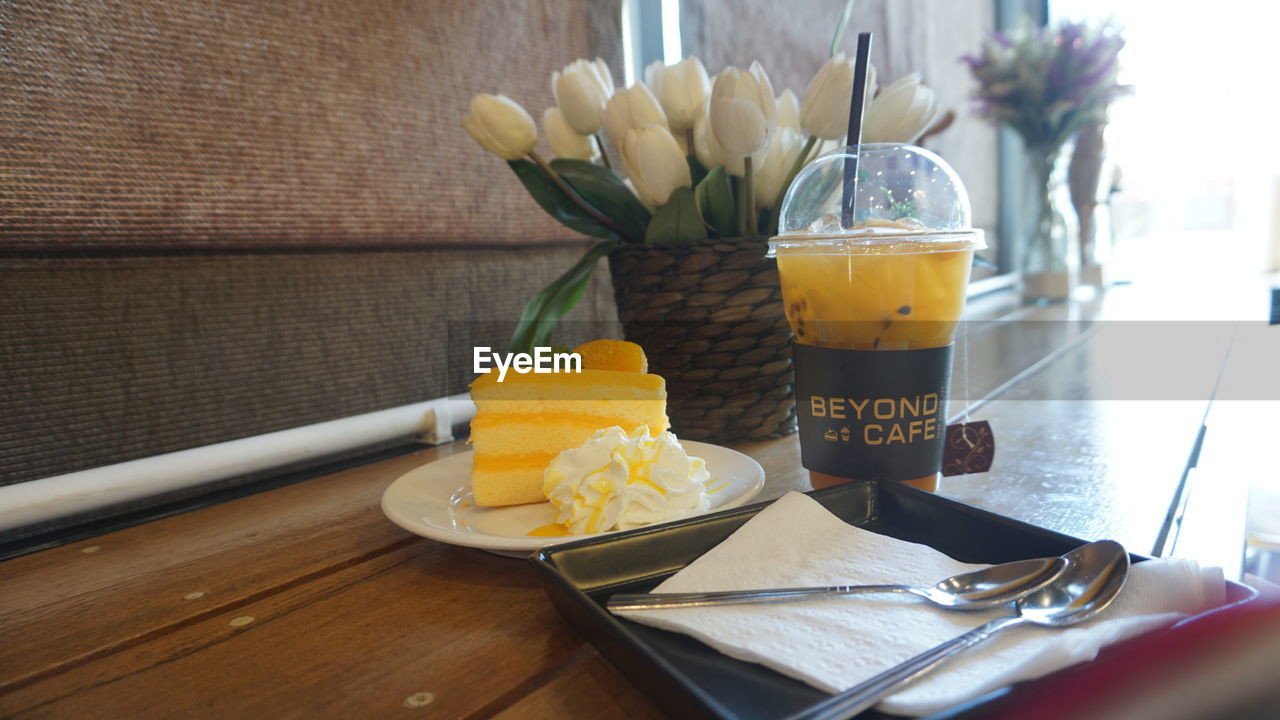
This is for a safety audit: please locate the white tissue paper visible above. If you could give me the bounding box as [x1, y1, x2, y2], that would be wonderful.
[612, 491, 1226, 717]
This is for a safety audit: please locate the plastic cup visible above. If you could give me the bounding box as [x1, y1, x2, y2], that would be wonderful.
[769, 144, 985, 491]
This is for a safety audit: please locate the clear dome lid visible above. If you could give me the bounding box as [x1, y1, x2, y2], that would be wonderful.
[771, 143, 985, 252]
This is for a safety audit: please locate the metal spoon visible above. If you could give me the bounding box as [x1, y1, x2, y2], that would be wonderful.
[786, 539, 1131, 720]
[606, 556, 1066, 612]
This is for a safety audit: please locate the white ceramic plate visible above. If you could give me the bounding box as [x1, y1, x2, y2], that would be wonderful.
[381, 441, 766, 557]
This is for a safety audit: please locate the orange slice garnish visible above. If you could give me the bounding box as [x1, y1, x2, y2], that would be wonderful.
[573, 339, 649, 373]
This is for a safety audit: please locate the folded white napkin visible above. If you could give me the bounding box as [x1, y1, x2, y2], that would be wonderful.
[613, 492, 1226, 717]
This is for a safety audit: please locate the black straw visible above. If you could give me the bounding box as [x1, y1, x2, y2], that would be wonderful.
[842, 32, 873, 229]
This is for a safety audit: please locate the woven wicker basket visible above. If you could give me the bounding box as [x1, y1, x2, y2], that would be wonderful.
[608, 238, 797, 443]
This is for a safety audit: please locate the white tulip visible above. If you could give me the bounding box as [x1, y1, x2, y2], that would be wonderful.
[551, 58, 615, 135]
[620, 125, 692, 206]
[462, 94, 538, 160]
[673, 126, 689, 156]
[542, 107, 598, 161]
[799, 53, 877, 141]
[776, 88, 801, 130]
[645, 57, 711, 132]
[862, 73, 939, 144]
[691, 105, 716, 171]
[602, 83, 668, 152]
[693, 104, 744, 176]
[708, 62, 777, 157]
[754, 126, 804, 208]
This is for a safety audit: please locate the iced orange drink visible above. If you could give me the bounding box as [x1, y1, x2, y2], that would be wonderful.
[775, 237, 975, 491]
[770, 144, 985, 492]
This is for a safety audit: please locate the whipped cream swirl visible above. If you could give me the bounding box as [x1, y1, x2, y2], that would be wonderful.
[543, 426, 711, 534]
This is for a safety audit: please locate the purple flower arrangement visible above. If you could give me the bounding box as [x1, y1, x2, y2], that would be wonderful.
[964, 20, 1128, 155]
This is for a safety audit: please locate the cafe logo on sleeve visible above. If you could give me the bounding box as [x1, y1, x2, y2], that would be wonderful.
[792, 344, 952, 481]
[810, 392, 942, 446]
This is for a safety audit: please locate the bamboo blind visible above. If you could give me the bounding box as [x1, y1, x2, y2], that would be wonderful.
[1, 0, 621, 249]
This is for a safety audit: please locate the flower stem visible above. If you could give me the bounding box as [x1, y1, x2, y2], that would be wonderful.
[529, 151, 639, 243]
[594, 135, 613, 170]
[766, 134, 820, 235]
[743, 155, 757, 237]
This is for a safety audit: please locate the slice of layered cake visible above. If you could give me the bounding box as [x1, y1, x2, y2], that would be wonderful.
[469, 340, 668, 506]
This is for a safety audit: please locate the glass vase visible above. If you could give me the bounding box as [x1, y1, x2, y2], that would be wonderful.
[1020, 144, 1079, 302]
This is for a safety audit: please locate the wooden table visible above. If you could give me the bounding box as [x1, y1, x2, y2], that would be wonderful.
[1, 283, 1269, 719]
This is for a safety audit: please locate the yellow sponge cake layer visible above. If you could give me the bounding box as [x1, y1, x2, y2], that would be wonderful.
[470, 452, 561, 506]
[469, 367, 668, 507]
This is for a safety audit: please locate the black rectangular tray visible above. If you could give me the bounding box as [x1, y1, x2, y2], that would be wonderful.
[531, 481, 1254, 720]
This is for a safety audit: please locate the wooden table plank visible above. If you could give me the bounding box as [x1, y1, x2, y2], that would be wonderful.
[5, 541, 581, 719]
[0, 445, 462, 696]
[939, 287, 1236, 553]
[2, 542, 430, 715]
[941, 399, 1209, 553]
[940, 319, 1232, 553]
[491, 650, 663, 720]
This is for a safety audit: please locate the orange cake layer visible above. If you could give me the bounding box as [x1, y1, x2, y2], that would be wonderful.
[468, 367, 668, 507]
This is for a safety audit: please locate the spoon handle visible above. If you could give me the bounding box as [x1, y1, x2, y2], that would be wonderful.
[606, 584, 909, 611]
[784, 615, 1026, 720]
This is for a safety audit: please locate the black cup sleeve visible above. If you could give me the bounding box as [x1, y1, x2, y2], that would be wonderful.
[792, 343, 953, 481]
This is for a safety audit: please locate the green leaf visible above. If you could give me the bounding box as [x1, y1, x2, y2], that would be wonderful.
[508, 160, 623, 241]
[508, 240, 617, 354]
[549, 159, 651, 242]
[694, 166, 735, 237]
[645, 186, 708, 245]
[829, 0, 857, 56]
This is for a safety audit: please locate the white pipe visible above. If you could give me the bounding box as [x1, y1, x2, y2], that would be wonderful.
[0, 393, 476, 534]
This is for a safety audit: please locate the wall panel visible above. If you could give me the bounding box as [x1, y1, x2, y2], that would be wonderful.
[1, 246, 616, 484]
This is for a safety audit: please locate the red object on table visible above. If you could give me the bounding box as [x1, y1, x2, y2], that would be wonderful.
[988, 595, 1280, 720]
